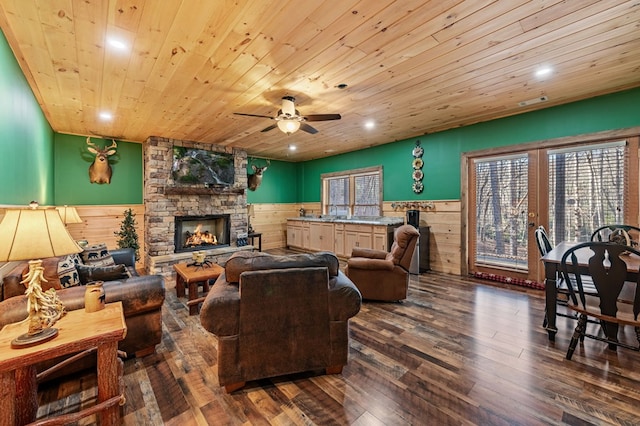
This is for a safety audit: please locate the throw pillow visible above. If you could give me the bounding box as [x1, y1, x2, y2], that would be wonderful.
[57, 253, 83, 288]
[76, 264, 130, 285]
[22, 257, 63, 291]
[81, 243, 116, 267]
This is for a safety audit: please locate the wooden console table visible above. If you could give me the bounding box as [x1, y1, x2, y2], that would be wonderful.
[0, 302, 127, 426]
[174, 262, 224, 315]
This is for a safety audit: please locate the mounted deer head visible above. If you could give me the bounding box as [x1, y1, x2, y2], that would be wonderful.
[247, 159, 270, 191]
[86, 137, 117, 184]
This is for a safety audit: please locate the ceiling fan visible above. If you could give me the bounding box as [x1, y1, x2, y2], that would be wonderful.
[234, 96, 341, 135]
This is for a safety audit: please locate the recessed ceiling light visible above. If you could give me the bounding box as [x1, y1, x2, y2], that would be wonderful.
[107, 37, 128, 51]
[364, 120, 375, 130]
[535, 66, 553, 78]
[99, 111, 113, 121]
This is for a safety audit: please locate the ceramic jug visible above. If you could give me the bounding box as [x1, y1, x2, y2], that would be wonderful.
[85, 281, 106, 313]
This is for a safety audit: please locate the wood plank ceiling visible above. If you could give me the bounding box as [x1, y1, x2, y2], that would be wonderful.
[0, 0, 639, 161]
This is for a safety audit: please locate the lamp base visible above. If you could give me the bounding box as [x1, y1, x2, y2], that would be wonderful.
[11, 327, 58, 348]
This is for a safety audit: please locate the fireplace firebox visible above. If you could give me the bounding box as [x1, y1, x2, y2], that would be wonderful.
[174, 214, 230, 253]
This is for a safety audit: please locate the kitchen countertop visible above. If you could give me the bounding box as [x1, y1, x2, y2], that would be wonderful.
[287, 216, 404, 226]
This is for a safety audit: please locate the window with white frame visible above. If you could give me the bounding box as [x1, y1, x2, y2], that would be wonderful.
[322, 166, 382, 216]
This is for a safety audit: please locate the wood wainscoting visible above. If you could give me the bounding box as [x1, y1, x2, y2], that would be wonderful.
[382, 200, 462, 275]
[66, 205, 145, 267]
[249, 203, 303, 251]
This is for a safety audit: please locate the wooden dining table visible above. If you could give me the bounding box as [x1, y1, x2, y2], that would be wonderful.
[540, 241, 640, 341]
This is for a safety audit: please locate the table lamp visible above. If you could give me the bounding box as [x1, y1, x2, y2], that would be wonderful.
[56, 205, 83, 224]
[247, 203, 255, 233]
[0, 204, 83, 347]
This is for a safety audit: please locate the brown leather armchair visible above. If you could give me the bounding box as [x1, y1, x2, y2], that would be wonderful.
[200, 251, 362, 392]
[345, 224, 419, 301]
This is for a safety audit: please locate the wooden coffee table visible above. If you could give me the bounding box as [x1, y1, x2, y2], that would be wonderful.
[174, 262, 224, 315]
[0, 302, 127, 426]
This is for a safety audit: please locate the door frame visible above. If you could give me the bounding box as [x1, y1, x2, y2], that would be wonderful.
[461, 127, 640, 282]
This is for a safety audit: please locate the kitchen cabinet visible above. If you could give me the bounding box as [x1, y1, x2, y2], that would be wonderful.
[302, 222, 310, 249]
[286, 220, 303, 248]
[344, 224, 373, 255]
[334, 223, 345, 257]
[288, 219, 400, 257]
[373, 226, 391, 251]
[309, 222, 334, 252]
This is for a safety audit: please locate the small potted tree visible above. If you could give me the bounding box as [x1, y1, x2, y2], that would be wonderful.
[115, 208, 140, 261]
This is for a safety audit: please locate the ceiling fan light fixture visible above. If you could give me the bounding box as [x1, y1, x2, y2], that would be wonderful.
[277, 119, 301, 134]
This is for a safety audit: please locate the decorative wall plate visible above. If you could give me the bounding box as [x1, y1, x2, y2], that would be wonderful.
[412, 181, 423, 193]
[412, 158, 423, 169]
[412, 169, 423, 180]
[412, 146, 424, 158]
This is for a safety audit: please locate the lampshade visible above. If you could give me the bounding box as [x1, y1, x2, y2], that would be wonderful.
[0, 207, 83, 261]
[56, 205, 83, 224]
[277, 119, 301, 134]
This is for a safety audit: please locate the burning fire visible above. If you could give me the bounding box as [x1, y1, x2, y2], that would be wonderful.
[184, 224, 218, 247]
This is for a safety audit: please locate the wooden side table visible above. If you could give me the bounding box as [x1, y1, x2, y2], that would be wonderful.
[0, 302, 127, 426]
[174, 262, 224, 315]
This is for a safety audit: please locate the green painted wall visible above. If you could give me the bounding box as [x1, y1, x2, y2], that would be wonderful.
[0, 29, 54, 205]
[246, 158, 298, 204]
[53, 133, 143, 205]
[298, 87, 640, 202]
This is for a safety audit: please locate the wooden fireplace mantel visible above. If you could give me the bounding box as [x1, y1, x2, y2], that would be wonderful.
[164, 186, 245, 195]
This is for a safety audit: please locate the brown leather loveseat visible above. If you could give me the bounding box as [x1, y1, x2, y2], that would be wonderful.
[0, 248, 165, 378]
[200, 251, 362, 392]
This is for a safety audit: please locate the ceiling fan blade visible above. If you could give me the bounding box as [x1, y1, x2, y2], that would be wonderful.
[260, 124, 278, 132]
[303, 114, 341, 122]
[300, 123, 318, 134]
[234, 112, 274, 119]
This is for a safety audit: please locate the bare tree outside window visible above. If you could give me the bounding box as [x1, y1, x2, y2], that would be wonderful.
[474, 155, 528, 270]
[548, 142, 626, 243]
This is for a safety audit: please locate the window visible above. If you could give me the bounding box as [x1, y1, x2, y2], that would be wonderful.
[548, 141, 627, 243]
[322, 166, 382, 216]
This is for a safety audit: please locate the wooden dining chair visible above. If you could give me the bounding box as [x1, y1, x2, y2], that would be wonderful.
[560, 241, 640, 360]
[535, 226, 587, 328]
[534, 226, 552, 257]
[590, 224, 640, 245]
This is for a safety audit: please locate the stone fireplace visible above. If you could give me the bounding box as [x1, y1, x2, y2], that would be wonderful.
[143, 136, 251, 276]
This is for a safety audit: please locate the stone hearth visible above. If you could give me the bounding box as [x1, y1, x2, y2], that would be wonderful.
[143, 136, 252, 277]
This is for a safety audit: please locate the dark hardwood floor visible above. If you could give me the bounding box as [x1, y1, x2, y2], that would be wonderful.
[36, 252, 640, 425]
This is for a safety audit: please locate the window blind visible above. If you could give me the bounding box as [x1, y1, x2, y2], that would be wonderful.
[548, 140, 627, 243]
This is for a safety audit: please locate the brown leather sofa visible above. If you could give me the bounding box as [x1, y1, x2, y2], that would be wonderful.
[200, 251, 362, 392]
[0, 248, 165, 379]
[345, 224, 419, 301]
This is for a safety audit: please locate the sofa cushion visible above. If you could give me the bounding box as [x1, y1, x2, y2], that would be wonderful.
[224, 251, 339, 283]
[77, 263, 130, 285]
[81, 243, 115, 267]
[20, 257, 64, 290]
